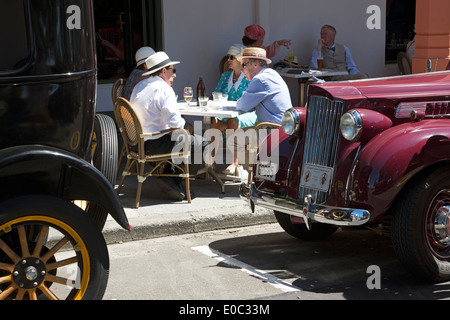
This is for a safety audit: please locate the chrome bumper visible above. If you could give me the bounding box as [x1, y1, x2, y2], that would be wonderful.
[240, 182, 370, 228]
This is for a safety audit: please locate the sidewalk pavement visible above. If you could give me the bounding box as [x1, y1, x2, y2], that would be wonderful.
[102, 171, 275, 245]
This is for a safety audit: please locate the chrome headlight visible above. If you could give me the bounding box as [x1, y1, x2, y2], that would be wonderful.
[340, 109, 362, 141]
[281, 109, 300, 135]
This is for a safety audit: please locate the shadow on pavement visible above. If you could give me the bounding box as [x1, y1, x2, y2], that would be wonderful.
[208, 228, 450, 300]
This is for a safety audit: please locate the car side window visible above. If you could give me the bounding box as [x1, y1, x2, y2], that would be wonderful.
[0, 0, 30, 72]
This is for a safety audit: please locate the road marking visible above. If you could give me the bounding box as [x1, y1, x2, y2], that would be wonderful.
[192, 245, 301, 293]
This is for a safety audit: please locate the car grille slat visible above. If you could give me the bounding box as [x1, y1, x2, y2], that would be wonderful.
[299, 96, 344, 204]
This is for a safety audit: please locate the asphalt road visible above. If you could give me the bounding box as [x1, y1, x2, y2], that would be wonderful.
[102, 222, 450, 302]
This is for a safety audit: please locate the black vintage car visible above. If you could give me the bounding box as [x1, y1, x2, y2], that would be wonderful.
[0, 0, 129, 299]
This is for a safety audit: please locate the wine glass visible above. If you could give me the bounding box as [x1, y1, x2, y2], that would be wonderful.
[183, 87, 193, 106]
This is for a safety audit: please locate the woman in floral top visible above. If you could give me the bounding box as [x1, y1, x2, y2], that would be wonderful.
[209, 44, 255, 176]
[213, 48, 249, 101]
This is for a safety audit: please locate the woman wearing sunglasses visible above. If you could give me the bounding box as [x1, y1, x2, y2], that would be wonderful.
[208, 44, 255, 177]
[213, 43, 249, 101]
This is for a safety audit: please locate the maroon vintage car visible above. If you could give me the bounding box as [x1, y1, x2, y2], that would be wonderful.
[242, 70, 450, 282]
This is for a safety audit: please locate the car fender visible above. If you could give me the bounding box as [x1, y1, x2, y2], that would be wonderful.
[349, 120, 450, 220]
[0, 145, 130, 230]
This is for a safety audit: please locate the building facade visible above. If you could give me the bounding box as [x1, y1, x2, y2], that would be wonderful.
[95, 0, 448, 111]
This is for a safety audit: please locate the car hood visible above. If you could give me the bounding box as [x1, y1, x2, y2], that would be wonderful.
[309, 70, 450, 101]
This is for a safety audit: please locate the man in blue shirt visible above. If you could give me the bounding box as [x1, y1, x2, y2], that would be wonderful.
[222, 47, 292, 175]
[236, 47, 293, 124]
[310, 25, 368, 80]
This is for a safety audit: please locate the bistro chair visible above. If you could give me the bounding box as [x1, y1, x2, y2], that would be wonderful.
[224, 121, 280, 185]
[246, 122, 281, 185]
[112, 78, 127, 176]
[111, 78, 126, 102]
[113, 97, 191, 208]
[397, 52, 412, 75]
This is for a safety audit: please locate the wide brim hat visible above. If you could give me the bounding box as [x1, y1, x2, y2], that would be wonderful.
[236, 47, 272, 64]
[142, 51, 180, 76]
[135, 46, 155, 67]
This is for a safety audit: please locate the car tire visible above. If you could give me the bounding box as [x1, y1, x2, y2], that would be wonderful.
[88, 114, 119, 230]
[391, 165, 450, 282]
[93, 113, 118, 185]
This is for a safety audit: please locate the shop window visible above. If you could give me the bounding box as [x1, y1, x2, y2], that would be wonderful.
[94, 0, 162, 81]
[385, 0, 416, 63]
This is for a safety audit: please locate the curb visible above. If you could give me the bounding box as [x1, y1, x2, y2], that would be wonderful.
[102, 206, 275, 245]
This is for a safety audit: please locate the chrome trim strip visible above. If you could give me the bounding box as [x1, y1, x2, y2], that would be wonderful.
[286, 138, 300, 186]
[395, 101, 450, 118]
[241, 182, 370, 227]
[345, 144, 361, 202]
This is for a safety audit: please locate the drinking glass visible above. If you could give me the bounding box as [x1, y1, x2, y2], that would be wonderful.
[183, 87, 193, 106]
[317, 56, 323, 71]
[198, 96, 208, 107]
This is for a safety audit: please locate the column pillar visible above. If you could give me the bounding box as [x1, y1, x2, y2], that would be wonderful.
[412, 0, 450, 73]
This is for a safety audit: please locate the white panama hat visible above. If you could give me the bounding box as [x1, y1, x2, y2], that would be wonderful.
[135, 47, 155, 67]
[227, 43, 246, 59]
[142, 51, 180, 76]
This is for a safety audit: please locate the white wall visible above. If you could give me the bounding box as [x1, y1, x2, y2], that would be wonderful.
[97, 0, 398, 112]
[164, 0, 394, 105]
[162, 0, 255, 101]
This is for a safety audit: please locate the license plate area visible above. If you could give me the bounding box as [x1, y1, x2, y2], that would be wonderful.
[255, 161, 278, 181]
[300, 164, 333, 192]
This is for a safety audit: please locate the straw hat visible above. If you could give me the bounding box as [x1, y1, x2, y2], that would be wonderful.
[236, 47, 272, 64]
[135, 47, 155, 67]
[142, 51, 180, 76]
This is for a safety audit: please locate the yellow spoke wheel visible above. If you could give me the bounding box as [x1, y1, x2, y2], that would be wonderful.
[0, 195, 109, 300]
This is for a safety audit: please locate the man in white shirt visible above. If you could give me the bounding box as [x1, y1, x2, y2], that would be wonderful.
[130, 52, 185, 146]
[130, 51, 205, 200]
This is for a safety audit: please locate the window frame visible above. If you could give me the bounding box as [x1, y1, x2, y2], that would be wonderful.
[0, 0, 33, 76]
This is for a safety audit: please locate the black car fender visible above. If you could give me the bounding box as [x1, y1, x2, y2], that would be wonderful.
[0, 145, 130, 230]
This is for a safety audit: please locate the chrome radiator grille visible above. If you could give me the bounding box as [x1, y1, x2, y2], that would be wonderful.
[299, 96, 344, 203]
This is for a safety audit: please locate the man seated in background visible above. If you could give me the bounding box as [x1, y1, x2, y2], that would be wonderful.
[310, 24, 368, 80]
